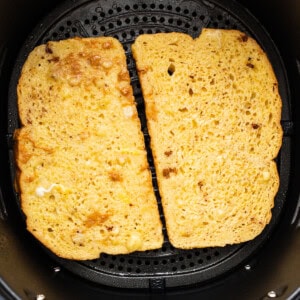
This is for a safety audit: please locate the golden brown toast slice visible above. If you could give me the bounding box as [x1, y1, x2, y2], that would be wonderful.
[15, 37, 163, 260]
[132, 29, 282, 248]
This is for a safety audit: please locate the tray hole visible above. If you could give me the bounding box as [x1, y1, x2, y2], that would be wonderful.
[66, 20, 72, 26]
[198, 259, 203, 264]
[124, 5, 130, 10]
[192, 11, 197, 17]
[127, 267, 132, 272]
[142, 3, 147, 9]
[133, 4, 138, 10]
[159, 4, 164, 9]
[168, 18, 174, 24]
[117, 20, 122, 26]
[181, 265, 186, 270]
[100, 26, 105, 32]
[125, 18, 131, 24]
[92, 30, 98, 36]
[65, 33, 70, 38]
[177, 19, 183, 26]
[72, 28, 77, 33]
[142, 16, 148, 22]
[193, 26, 199, 32]
[59, 26, 65, 32]
[108, 9, 113, 15]
[183, 9, 189, 14]
[118, 265, 123, 271]
[175, 7, 181, 12]
[108, 23, 114, 29]
[92, 15, 98, 21]
[172, 266, 177, 271]
[116, 7, 122, 12]
[84, 19, 90, 25]
[134, 17, 139, 23]
[151, 16, 157, 22]
[108, 263, 114, 269]
[206, 255, 212, 261]
[167, 5, 172, 10]
[150, 3, 155, 9]
[136, 268, 141, 273]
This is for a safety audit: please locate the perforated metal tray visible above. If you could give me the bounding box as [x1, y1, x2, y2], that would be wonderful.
[7, 0, 293, 289]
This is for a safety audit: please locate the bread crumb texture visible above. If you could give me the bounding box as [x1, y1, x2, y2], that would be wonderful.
[15, 37, 163, 260]
[132, 29, 282, 248]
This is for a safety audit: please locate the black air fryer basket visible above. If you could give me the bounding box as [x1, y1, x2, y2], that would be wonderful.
[0, 0, 299, 299]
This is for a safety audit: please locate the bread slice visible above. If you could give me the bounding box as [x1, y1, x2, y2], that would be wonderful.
[15, 37, 163, 260]
[132, 29, 282, 248]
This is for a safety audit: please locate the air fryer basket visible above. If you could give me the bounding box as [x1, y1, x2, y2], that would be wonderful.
[1, 0, 299, 297]
[5, 0, 294, 289]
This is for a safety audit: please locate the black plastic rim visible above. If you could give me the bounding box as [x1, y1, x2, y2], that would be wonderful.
[7, 0, 293, 289]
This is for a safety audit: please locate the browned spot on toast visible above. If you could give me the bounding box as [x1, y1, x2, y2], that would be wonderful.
[252, 123, 260, 129]
[178, 107, 188, 112]
[109, 171, 123, 182]
[239, 34, 248, 42]
[45, 43, 53, 54]
[162, 167, 177, 178]
[118, 68, 130, 81]
[102, 41, 113, 49]
[88, 55, 102, 67]
[164, 150, 173, 157]
[85, 212, 110, 228]
[48, 57, 60, 63]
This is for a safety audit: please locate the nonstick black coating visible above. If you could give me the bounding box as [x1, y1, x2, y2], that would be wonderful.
[6, 0, 293, 289]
